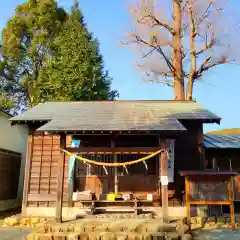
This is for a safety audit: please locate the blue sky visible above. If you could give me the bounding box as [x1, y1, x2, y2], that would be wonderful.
[1, 0, 239, 133]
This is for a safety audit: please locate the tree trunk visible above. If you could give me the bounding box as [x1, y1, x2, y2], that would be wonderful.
[173, 0, 185, 100]
[186, 5, 196, 100]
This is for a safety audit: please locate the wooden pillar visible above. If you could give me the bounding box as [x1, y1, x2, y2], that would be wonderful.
[22, 129, 34, 216]
[111, 140, 118, 195]
[228, 177, 236, 231]
[185, 176, 191, 227]
[212, 157, 216, 169]
[159, 138, 169, 222]
[56, 133, 66, 223]
[67, 136, 73, 207]
[158, 145, 161, 198]
[68, 163, 74, 207]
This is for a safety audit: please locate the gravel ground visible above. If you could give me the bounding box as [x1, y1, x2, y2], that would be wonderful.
[193, 229, 240, 240]
[0, 228, 32, 240]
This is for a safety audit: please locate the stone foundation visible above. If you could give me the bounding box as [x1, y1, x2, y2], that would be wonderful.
[24, 206, 187, 220]
[26, 218, 191, 240]
[190, 215, 240, 230]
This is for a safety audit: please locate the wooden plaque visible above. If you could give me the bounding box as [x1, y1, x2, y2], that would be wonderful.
[190, 180, 228, 201]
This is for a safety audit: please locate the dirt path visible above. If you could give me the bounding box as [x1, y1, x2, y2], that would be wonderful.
[193, 229, 240, 240]
[0, 207, 27, 240]
[0, 228, 32, 240]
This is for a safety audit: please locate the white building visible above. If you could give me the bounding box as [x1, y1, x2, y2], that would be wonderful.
[0, 109, 28, 210]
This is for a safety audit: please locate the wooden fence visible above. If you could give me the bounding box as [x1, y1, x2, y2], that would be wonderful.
[0, 148, 21, 200]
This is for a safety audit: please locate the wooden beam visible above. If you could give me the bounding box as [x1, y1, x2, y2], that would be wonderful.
[185, 176, 191, 227]
[212, 157, 216, 169]
[22, 130, 34, 216]
[157, 138, 161, 197]
[111, 140, 118, 195]
[228, 177, 236, 231]
[38, 133, 44, 207]
[66, 147, 159, 154]
[56, 133, 66, 223]
[68, 136, 74, 207]
[190, 201, 231, 205]
[68, 163, 74, 207]
[159, 138, 169, 222]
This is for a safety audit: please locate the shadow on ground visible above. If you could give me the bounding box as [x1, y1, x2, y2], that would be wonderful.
[0, 228, 33, 240]
[0, 208, 21, 225]
[193, 229, 240, 240]
[0, 207, 31, 240]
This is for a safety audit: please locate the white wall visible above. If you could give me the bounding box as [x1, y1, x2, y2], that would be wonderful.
[0, 111, 28, 200]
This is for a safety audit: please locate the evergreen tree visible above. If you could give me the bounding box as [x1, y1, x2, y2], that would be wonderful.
[38, 2, 118, 101]
[0, 0, 66, 113]
[0, 0, 118, 114]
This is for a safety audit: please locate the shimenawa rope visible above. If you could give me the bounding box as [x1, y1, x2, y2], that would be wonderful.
[61, 148, 168, 167]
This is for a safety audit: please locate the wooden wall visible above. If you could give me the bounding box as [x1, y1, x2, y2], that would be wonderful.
[0, 148, 21, 200]
[172, 120, 204, 190]
[25, 133, 70, 208]
[75, 175, 158, 197]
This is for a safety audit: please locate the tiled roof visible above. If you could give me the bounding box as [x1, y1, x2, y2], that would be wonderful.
[204, 134, 240, 149]
[37, 117, 187, 131]
[10, 101, 221, 131]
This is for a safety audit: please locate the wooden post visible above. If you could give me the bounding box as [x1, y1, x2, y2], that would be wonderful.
[228, 177, 236, 231]
[212, 157, 216, 169]
[111, 140, 118, 195]
[22, 130, 34, 216]
[185, 176, 191, 227]
[56, 133, 66, 223]
[68, 163, 74, 207]
[159, 138, 168, 222]
[68, 136, 74, 207]
[229, 158, 235, 202]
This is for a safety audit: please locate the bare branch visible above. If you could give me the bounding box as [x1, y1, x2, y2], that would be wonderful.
[201, 56, 228, 71]
[196, 1, 212, 25]
[141, 48, 155, 58]
[144, 77, 174, 87]
[127, 33, 175, 73]
[149, 15, 175, 34]
[196, 32, 216, 56]
[193, 55, 228, 80]
[131, 3, 175, 34]
[193, 56, 211, 79]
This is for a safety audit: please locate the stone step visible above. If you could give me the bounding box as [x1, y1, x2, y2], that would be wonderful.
[27, 231, 193, 240]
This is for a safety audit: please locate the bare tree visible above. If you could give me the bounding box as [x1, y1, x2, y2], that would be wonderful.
[124, 0, 239, 100]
